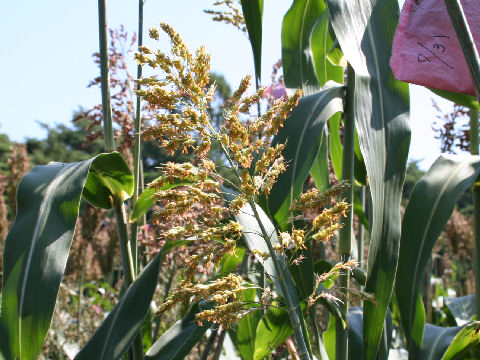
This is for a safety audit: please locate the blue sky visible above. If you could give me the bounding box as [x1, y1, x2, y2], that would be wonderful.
[0, 0, 446, 169]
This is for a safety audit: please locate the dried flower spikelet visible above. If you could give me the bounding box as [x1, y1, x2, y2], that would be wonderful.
[311, 223, 342, 242]
[308, 259, 360, 308]
[195, 301, 245, 327]
[149, 26, 160, 40]
[312, 202, 349, 229]
[290, 180, 351, 212]
[251, 249, 270, 260]
[266, 89, 302, 137]
[204, 0, 247, 33]
[157, 273, 246, 317]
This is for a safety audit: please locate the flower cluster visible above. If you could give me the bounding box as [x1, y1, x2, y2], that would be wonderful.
[204, 0, 247, 33]
[308, 259, 359, 308]
[156, 273, 249, 328]
[137, 24, 353, 328]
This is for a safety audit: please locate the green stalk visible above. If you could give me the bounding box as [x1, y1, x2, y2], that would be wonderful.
[130, 0, 144, 275]
[114, 197, 144, 360]
[470, 108, 480, 320]
[98, 0, 115, 152]
[444, 0, 480, 320]
[335, 64, 355, 360]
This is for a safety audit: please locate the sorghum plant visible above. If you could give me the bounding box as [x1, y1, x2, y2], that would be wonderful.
[135, 23, 355, 358]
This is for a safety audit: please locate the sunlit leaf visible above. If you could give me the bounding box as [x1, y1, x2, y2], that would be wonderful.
[0, 152, 132, 360]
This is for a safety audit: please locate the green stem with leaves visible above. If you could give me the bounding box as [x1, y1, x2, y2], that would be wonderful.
[98, 1, 144, 358]
[335, 64, 355, 360]
[444, 0, 480, 320]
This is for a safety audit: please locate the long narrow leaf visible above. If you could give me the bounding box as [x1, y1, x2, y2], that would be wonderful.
[281, 0, 326, 88]
[240, 0, 263, 83]
[145, 302, 212, 359]
[396, 154, 480, 354]
[326, 1, 411, 357]
[75, 251, 164, 359]
[268, 83, 345, 226]
[0, 152, 132, 360]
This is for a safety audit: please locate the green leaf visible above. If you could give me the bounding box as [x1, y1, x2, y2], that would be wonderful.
[129, 177, 195, 223]
[145, 302, 212, 360]
[353, 190, 369, 229]
[235, 203, 311, 356]
[240, 0, 263, 83]
[326, 0, 411, 357]
[0, 321, 11, 360]
[268, 84, 345, 226]
[75, 251, 164, 359]
[322, 308, 393, 360]
[310, 128, 330, 191]
[429, 88, 480, 110]
[82, 152, 134, 208]
[0, 152, 132, 360]
[229, 287, 260, 360]
[311, 9, 344, 86]
[442, 322, 480, 360]
[323, 314, 336, 360]
[328, 112, 343, 181]
[445, 295, 477, 326]
[396, 154, 480, 354]
[282, 0, 326, 88]
[218, 247, 246, 275]
[254, 305, 292, 360]
[419, 324, 463, 360]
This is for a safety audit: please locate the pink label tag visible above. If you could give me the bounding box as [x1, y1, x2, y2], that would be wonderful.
[390, 0, 480, 95]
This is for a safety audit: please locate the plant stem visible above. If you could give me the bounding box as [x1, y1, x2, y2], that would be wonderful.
[130, 0, 144, 276]
[97, 0, 115, 152]
[114, 197, 144, 359]
[248, 200, 311, 360]
[444, 0, 480, 320]
[335, 64, 355, 360]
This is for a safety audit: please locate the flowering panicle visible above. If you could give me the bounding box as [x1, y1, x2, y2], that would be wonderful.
[157, 273, 249, 327]
[308, 259, 359, 308]
[290, 180, 350, 212]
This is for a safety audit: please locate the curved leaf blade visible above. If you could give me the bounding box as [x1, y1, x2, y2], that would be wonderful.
[268, 84, 345, 226]
[145, 302, 212, 360]
[282, 0, 326, 88]
[445, 295, 477, 326]
[419, 324, 463, 360]
[311, 9, 344, 86]
[0, 152, 131, 360]
[75, 251, 164, 360]
[240, 0, 263, 83]
[442, 322, 480, 360]
[326, 0, 411, 357]
[396, 154, 480, 353]
[83, 152, 134, 208]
